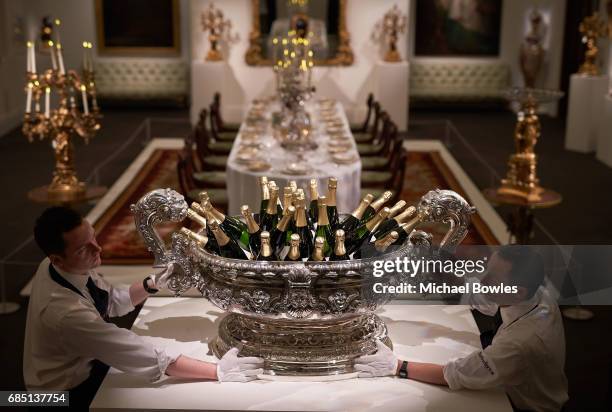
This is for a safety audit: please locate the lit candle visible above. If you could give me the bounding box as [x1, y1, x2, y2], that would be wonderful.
[49, 41, 57, 70]
[30, 41, 37, 74]
[25, 83, 33, 114]
[44, 87, 51, 118]
[82, 41, 88, 71]
[26, 42, 32, 72]
[80, 85, 89, 115]
[54, 19, 61, 45]
[56, 43, 65, 75]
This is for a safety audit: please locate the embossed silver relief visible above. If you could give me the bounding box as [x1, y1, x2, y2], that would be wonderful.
[131, 188, 475, 375]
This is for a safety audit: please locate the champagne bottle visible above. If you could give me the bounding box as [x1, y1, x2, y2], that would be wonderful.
[326, 177, 339, 230]
[241, 205, 261, 255]
[289, 180, 298, 193]
[372, 205, 417, 239]
[338, 194, 373, 233]
[315, 196, 334, 256]
[180, 227, 209, 250]
[309, 236, 326, 261]
[268, 180, 283, 216]
[393, 215, 423, 245]
[282, 187, 293, 215]
[286, 233, 302, 261]
[294, 200, 313, 258]
[200, 197, 247, 241]
[330, 229, 348, 261]
[271, 205, 295, 257]
[361, 191, 392, 222]
[258, 176, 269, 221]
[257, 231, 277, 261]
[308, 179, 319, 223]
[374, 231, 399, 254]
[260, 184, 280, 233]
[346, 207, 390, 255]
[208, 220, 248, 259]
[388, 200, 407, 219]
[190, 202, 219, 252]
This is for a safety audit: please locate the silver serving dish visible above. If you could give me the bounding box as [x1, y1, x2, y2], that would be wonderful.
[131, 188, 475, 375]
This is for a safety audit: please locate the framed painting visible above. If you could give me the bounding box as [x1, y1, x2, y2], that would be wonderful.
[95, 0, 180, 56]
[414, 0, 502, 57]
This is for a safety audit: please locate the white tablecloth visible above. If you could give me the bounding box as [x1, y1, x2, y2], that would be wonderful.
[226, 102, 362, 215]
[90, 298, 511, 412]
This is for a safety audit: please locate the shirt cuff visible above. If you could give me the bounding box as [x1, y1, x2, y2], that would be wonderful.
[108, 286, 136, 317]
[443, 361, 462, 391]
[152, 348, 180, 382]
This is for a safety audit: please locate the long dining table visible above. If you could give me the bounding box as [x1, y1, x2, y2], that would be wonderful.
[226, 99, 362, 215]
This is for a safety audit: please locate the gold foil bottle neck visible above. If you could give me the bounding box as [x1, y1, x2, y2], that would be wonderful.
[309, 179, 319, 202]
[388, 200, 407, 219]
[327, 177, 337, 206]
[311, 236, 325, 261]
[375, 231, 399, 252]
[276, 205, 295, 231]
[371, 191, 393, 211]
[366, 207, 390, 231]
[241, 205, 260, 234]
[260, 231, 273, 257]
[394, 205, 417, 223]
[266, 186, 279, 214]
[259, 176, 270, 200]
[351, 195, 373, 219]
[180, 227, 208, 248]
[317, 196, 330, 225]
[288, 233, 301, 260]
[334, 229, 346, 256]
[208, 220, 230, 246]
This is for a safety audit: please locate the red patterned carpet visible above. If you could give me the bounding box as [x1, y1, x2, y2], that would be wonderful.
[94, 148, 498, 264]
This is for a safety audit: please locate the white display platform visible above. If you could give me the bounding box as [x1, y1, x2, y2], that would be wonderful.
[190, 61, 229, 126]
[373, 61, 409, 131]
[565, 74, 609, 153]
[596, 94, 612, 167]
[91, 298, 511, 412]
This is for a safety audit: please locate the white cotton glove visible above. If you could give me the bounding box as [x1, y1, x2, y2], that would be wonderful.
[216, 347, 264, 382]
[150, 262, 175, 289]
[354, 340, 399, 378]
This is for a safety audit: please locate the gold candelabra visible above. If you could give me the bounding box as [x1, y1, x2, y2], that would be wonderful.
[374, 5, 407, 63]
[578, 12, 609, 76]
[22, 29, 102, 203]
[201, 3, 234, 62]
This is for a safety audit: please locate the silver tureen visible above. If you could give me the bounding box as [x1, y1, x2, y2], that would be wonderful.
[130, 188, 475, 375]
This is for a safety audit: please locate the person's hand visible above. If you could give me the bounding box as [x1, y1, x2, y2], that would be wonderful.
[216, 347, 264, 382]
[150, 262, 175, 289]
[354, 340, 399, 378]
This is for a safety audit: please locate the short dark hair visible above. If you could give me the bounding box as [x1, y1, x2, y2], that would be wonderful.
[497, 245, 545, 299]
[34, 207, 83, 256]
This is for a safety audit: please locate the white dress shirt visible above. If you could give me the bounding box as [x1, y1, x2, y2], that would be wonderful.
[444, 288, 569, 412]
[23, 258, 178, 390]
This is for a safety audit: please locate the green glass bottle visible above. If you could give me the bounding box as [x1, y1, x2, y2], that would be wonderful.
[260, 185, 280, 233]
[286, 233, 302, 261]
[241, 205, 261, 256]
[268, 180, 283, 216]
[258, 176, 269, 222]
[308, 236, 326, 261]
[326, 177, 339, 231]
[330, 229, 348, 261]
[189, 202, 219, 253]
[338, 194, 373, 234]
[372, 204, 416, 239]
[257, 231, 277, 261]
[361, 191, 393, 222]
[271, 205, 295, 257]
[201, 198, 247, 241]
[294, 201, 313, 258]
[208, 220, 248, 260]
[315, 196, 334, 256]
[346, 207, 390, 256]
[308, 179, 319, 223]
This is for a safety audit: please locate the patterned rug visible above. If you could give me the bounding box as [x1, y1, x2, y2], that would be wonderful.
[94, 147, 499, 264]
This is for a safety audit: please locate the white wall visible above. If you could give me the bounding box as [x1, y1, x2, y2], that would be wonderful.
[190, 0, 409, 123]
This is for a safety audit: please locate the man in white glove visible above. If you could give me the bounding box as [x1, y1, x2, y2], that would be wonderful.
[354, 246, 568, 412]
[24, 207, 264, 409]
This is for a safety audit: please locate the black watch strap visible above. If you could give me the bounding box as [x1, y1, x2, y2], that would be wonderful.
[143, 276, 159, 294]
[399, 360, 408, 379]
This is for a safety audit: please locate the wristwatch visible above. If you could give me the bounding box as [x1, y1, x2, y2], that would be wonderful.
[143, 276, 159, 294]
[398, 360, 409, 379]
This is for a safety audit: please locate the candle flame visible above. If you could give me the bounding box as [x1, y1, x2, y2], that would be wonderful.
[48, 40, 54, 46]
[27, 41, 33, 47]
[83, 41, 88, 48]
[80, 85, 86, 92]
[27, 83, 33, 89]
[45, 87, 51, 93]
[54, 19, 61, 26]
